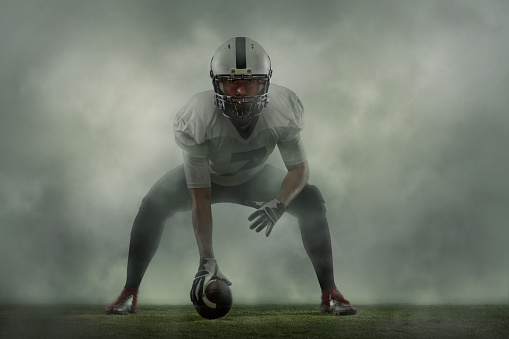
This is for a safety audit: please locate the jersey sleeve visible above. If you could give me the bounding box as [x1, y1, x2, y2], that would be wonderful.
[174, 98, 212, 188]
[173, 104, 209, 158]
[277, 134, 307, 166]
[183, 151, 211, 188]
[278, 89, 305, 143]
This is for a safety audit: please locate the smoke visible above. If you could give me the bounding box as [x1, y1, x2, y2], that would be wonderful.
[1, 0, 508, 305]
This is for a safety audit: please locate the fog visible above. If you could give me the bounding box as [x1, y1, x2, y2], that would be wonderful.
[1, 0, 508, 305]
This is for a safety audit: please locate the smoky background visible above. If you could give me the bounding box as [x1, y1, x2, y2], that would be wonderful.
[0, 0, 508, 305]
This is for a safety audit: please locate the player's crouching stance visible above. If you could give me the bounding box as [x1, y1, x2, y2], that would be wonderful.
[105, 37, 357, 316]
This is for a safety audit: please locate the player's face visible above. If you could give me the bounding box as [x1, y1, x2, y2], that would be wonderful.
[220, 79, 264, 97]
[219, 79, 265, 127]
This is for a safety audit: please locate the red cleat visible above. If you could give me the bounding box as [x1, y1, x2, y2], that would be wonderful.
[320, 288, 357, 316]
[105, 288, 139, 315]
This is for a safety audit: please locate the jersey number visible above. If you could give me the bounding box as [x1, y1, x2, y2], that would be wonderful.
[231, 147, 267, 172]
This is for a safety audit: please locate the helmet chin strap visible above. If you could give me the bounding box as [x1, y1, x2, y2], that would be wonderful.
[226, 96, 257, 119]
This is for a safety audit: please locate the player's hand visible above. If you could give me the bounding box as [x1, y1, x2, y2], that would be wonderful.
[246, 199, 286, 237]
[190, 257, 232, 304]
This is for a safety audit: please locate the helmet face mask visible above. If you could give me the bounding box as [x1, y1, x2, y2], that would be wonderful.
[210, 37, 272, 121]
[214, 76, 270, 120]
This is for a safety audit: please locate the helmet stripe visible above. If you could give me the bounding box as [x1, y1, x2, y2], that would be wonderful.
[235, 37, 247, 69]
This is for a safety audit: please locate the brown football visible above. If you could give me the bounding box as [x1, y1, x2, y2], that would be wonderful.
[193, 279, 232, 319]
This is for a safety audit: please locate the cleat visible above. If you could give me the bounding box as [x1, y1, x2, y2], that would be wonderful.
[320, 288, 357, 316]
[105, 287, 139, 315]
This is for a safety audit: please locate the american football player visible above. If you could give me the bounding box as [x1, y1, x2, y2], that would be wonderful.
[105, 37, 357, 316]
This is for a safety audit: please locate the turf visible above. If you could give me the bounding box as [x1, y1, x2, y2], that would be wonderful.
[0, 304, 508, 338]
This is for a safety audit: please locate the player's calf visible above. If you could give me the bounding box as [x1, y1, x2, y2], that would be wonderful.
[104, 287, 139, 315]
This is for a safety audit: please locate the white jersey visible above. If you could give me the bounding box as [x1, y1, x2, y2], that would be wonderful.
[174, 84, 307, 187]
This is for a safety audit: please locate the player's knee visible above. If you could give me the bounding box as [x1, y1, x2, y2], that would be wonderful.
[290, 184, 327, 216]
[304, 184, 326, 206]
[139, 188, 172, 217]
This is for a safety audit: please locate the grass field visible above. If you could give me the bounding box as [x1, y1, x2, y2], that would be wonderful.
[1, 304, 508, 338]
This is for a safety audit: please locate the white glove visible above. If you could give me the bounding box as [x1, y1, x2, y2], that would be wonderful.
[247, 199, 286, 237]
[190, 257, 232, 304]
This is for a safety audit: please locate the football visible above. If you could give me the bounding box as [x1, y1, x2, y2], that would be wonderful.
[193, 279, 233, 319]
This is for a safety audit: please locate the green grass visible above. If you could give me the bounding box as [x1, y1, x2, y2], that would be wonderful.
[1, 304, 508, 338]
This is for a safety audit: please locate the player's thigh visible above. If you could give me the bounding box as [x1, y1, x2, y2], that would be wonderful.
[142, 164, 191, 214]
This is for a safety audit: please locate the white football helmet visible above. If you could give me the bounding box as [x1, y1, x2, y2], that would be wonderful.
[210, 37, 272, 120]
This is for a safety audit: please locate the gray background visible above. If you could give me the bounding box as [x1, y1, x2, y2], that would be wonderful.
[1, 0, 508, 305]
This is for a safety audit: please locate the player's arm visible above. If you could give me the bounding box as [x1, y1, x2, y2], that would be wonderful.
[276, 134, 308, 207]
[276, 135, 309, 206]
[247, 135, 308, 236]
[188, 187, 214, 259]
[185, 154, 231, 305]
[276, 160, 309, 207]
[181, 151, 215, 258]
[188, 191, 232, 304]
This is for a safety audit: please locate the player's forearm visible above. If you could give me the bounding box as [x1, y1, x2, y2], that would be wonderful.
[189, 188, 214, 258]
[276, 161, 309, 207]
